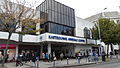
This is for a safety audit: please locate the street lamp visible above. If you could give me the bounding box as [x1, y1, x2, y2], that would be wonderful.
[96, 8, 107, 56]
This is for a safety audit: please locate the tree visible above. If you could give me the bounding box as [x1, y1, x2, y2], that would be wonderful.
[91, 18, 116, 57]
[0, 0, 41, 67]
[113, 24, 120, 54]
[91, 24, 99, 40]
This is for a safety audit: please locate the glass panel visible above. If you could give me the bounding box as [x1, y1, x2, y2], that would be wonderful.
[51, 0, 54, 11]
[58, 13, 60, 23]
[48, 10, 52, 21]
[68, 8, 72, 17]
[69, 17, 72, 27]
[51, 11, 55, 22]
[48, 0, 52, 9]
[73, 10, 75, 17]
[63, 5, 66, 15]
[54, 12, 57, 23]
[44, 1, 46, 11]
[66, 6, 69, 16]
[64, 15, 67, 25]
[60, 13, 62, 24]
[61, 4, 64, 14]
[66, 16, 69, 26]
[57, 2, 61, 13]
[63, 15, 66, 25]
[46, 0, 48, 10]
[54, 1, 57, 12]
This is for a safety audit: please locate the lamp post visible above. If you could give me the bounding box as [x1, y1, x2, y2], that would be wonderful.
[96, 8, 107, 56]
[97, 20, 102, 56]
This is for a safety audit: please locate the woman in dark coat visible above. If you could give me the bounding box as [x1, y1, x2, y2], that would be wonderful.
[102, 51, 106, 62]
[31, 54, 37, 67]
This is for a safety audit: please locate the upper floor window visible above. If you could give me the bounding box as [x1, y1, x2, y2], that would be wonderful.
[84, 27, 90, 39]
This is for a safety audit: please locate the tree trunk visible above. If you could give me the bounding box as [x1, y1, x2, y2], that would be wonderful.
[119, 44, 120, 55]
[1, 32, 12, 67]
[107, 44, 109, 58]
[110, 43, 114, 52]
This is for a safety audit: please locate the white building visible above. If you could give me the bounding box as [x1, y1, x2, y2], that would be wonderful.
[0, 0, 99, 61]
[85, 11, 120, 54]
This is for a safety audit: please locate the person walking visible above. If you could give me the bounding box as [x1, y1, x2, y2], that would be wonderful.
[101, 51, 106, 62]
[16, 54, 23, 67]
[45, 53, 49, 62]
[60, 53, 64, 61]
[42, 53, 45, 61]
[95, 52, 99, 64]
[5, 54, 9, 63]
[110, 51, 114, 60]
[88, 51, 93, 62]
[0, 54, 3, 63]
[31, 53, 37, 67]
[77, 52, 81, 64]
[49, 53, 52, 62]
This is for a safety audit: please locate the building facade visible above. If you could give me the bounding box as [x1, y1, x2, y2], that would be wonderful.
[85, 11, 120, 54]
[0, 0, 98, 61]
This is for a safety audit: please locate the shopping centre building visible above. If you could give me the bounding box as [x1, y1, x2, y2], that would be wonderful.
[0, 0, 99, 60]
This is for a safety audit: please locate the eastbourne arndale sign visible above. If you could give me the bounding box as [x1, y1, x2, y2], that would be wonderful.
[39, 33, 86, 44]
[48, 35, 85, 42]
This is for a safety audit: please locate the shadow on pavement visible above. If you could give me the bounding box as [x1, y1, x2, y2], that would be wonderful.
[23, 63, 36, 68]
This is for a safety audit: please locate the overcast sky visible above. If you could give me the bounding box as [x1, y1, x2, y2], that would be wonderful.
[17, 0, 120, 18]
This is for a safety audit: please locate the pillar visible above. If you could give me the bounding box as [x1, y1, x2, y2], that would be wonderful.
[40, 45, 43, 58]
[15, 45, 18, 59]
[99, 46, 101, 56]
[48, 43, 51, 54]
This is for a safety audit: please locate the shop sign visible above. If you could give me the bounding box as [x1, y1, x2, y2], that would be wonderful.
[48, 35, 85, 42]
[0, 44, 16, 49]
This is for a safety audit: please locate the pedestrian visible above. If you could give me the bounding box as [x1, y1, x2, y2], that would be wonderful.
[16, 54, 23, 67]
[110, 51, 113, 60]
[88, 51, 93, 62]
[95, 52, 99, 64]
[26, 51, 31, 63]
[5, 54, 9, 63]
[31, 53, 37, 67]
[77, 52, 81, 63]
[45, 53, 49, 62]
[42, 53, 45, 61]
[101, 51, 106, 62]
[115, 51, 119, 59]
[49, 53, 52, 62]
[60, 53, 64, 61]
[92, 51, 96, 61]
[0, 54, 3, 63]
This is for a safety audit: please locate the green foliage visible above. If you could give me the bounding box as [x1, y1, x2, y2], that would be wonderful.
[91, 24, 99, 40]
[91, 18, 120, 45]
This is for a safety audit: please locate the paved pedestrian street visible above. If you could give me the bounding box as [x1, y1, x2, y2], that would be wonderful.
[0, 56, 120, 68]
[68, 60, 120, 68]
[1, 58, 96, 68]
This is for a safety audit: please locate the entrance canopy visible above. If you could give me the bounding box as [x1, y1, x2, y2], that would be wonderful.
[22, 33, 96, 45]
[39, 33, 86, 44]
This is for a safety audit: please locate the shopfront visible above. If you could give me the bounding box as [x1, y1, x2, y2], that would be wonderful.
[0, 44, 16, 61]
[38, 33, 87, 58]
[18, 44, 41, 57]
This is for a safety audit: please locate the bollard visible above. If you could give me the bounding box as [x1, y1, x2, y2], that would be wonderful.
[53, 57, 56, 68]
[67, 58, 69, 65]
[78, 57, 80, 64]
[53, 60, 55, 68]
[36, 57, 39, 68]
